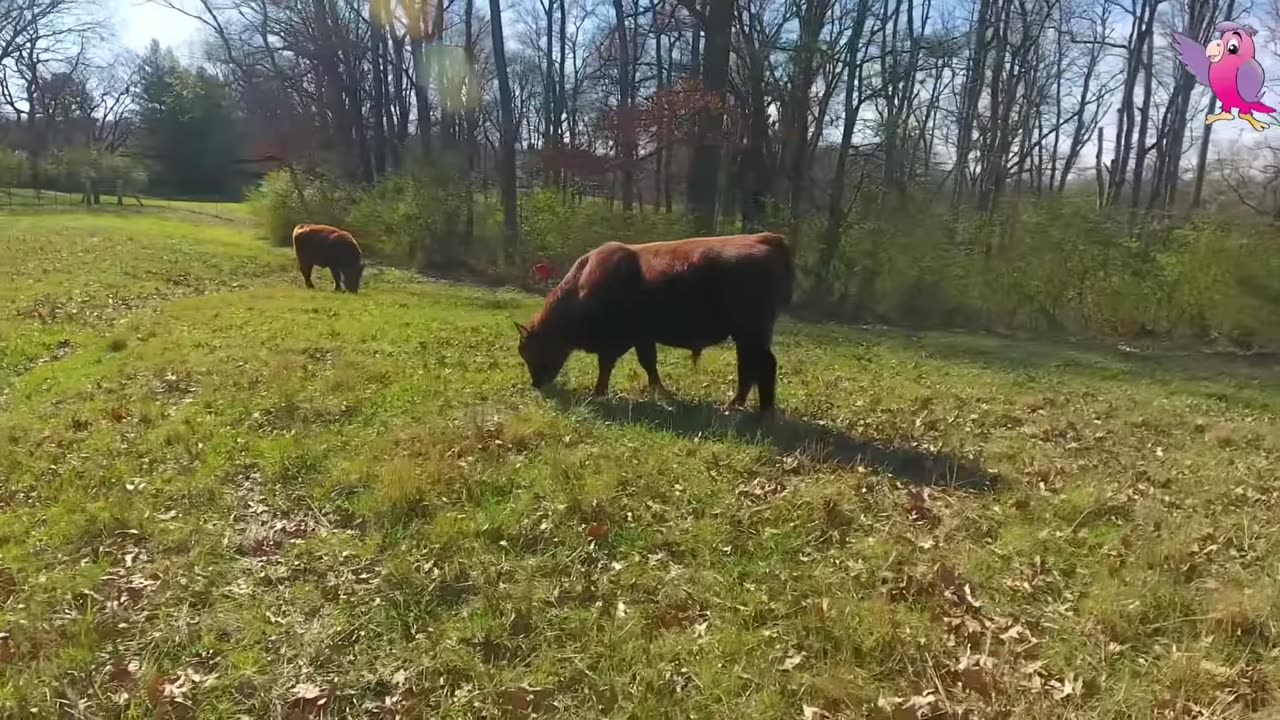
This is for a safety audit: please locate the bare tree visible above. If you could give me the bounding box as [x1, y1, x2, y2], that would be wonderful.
[491, 0, 520, 258]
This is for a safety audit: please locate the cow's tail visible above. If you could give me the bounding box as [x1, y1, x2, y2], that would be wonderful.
[290, 223, 309, 253]
[759, 232, 794, 307]
[290, 224, 305, 266]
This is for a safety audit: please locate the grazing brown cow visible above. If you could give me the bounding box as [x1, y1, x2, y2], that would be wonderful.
[515, 232, 794, 414]
[292, 223, 364, 293]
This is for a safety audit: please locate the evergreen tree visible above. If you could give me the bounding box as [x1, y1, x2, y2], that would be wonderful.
[134, 41, 243, 197]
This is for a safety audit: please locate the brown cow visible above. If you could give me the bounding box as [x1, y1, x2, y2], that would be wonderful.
[292, 223, 365, 293]
[515, 232, 794, 414]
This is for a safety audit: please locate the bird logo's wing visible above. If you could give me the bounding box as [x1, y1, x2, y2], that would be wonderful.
[1238, 58, 1268, 103]
[1171, 31, 1212, 86]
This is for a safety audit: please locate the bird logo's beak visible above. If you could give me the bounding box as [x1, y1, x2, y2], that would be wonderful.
[1207, 39, 1224, 63]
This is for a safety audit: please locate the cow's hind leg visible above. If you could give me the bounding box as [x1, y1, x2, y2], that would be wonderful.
[329, 267, 342, 291]
[593, 348, 626, 397]
[634, 341, 669, 397]
[755, 344, 778, 414]
[299, 262, 315, 289]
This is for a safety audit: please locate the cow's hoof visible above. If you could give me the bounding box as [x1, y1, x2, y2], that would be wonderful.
[648, 385, 673, 400]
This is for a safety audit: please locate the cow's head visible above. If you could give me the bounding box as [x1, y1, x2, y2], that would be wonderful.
[515, 321, 570, 390]
[345, 262, 365, 293]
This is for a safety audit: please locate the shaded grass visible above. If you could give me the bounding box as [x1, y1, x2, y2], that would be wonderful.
[1, 204, 1280, 718]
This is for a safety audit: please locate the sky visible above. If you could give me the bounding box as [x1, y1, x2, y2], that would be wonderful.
[114, 0, 203, 55]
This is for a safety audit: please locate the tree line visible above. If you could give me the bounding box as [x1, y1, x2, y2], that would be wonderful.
[4, 0, 1280, 346]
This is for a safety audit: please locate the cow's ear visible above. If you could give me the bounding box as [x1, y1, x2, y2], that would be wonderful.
[513, 321, 530, 339]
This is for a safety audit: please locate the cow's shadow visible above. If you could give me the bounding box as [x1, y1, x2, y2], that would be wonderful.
[545, 389, 1000, 491]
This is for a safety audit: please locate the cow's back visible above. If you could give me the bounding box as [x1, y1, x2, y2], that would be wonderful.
[638, 233, 790, 312]
[571, 233, 791, 350]
[292, 224, 362, 268]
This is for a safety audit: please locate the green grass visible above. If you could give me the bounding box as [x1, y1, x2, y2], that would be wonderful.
[2, 203, 1280, 719]
[0, 187, 250, 222]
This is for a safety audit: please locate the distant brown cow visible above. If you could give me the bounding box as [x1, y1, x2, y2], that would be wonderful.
[292, 223, 365, 293]
[515, 232, 794, 414]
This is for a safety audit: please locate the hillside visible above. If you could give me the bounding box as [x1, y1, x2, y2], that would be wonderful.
[2, 206, 1280, 718]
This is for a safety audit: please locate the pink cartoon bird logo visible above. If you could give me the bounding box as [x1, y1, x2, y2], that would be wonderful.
[1173, 21, 1275, 131]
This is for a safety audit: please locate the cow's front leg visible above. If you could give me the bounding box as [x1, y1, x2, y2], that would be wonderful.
[634, 341, 669, 398]
[593, 349, 626, 397]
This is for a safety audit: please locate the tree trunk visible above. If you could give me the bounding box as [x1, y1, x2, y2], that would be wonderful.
[951, 0, 992, 206]
[463, 0, 476, 241]
[544, 0, 556, 185]
[685, 0, 703, 210]
[491, 0, 520, 261]
[654, 14, 664, 213]
[738, 5, 771, 231]
[779, 0, 831, 234]
[815, 0, 871, 299]
[1129, 30, 1155, 212]
[371, 2, 389, 178]
[612, 0, 636, 211]
[688, 0, 733, 233]
[558, 0, 568, 193]
[1095, 125, 1106, 209]
[411, 26, 431, 156]
[663, 35, 674, 213]
[1194, 0, 1234, 209]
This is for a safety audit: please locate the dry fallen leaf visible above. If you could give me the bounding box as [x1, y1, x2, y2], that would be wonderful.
[107, 658, 139, 686]
[960, 666, 993, 698]
[937, 564, 959, 590]
[503, 685, 554, 717]
[1050, 673, 1079, 700]
[586, 522, 609, 540]
[0, 568, 15, 602]
[907, 488, 938, 526]
[802, 704, 829, 719]
[1199, 660, 1233, 678]
[779, 651, 806, 671]
[147, 672, 197, 720]
[285, 683, 332, 720]
[0, 633, 13, 665]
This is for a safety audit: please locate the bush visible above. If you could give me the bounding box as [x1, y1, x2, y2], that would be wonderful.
[248, 168, 1280, 350]
[250, 168, 694, 277]
[0, 148, 27, 189]
[247, 170, 359, 247]
[518, 188, 693, 269]
[348, 170, 496, 269]
[811, 191, 1280, 348]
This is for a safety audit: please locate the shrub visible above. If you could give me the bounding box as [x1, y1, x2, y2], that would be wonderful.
[517, 188, 693, 269]
[247, 168, 1280, 350]
[247, 169, 359, 247]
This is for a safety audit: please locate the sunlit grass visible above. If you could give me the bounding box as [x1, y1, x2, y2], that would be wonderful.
[1, 204, 1279, 718]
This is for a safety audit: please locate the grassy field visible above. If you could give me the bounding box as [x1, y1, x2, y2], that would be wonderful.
[2, 204, 1280, 719]
[1, 187, 250, 222]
